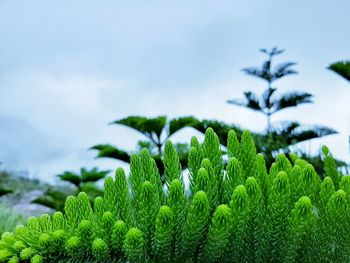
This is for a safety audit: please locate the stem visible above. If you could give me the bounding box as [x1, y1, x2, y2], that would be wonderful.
[267, 113, 271, 134]
[157, 143, 162, 156]
[266, 81, 273, 134]
[149, 134, 158, 146]
[156, 134, 163, 155]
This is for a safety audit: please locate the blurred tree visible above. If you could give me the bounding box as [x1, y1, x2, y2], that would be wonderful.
[0, 188, 12, 196]
[57, 167, 109, 191]
[329, 59, 350, 161]
[0, 165, 13, 197]
[228, 47, 306, 131]
[88, 50, 343, 178]
[186, 119, 244, 146]
[32, 167, 109, 211]
[329, 60, 350, 82]
[225, 47, 337, 167]
[90, 116, 200, 174]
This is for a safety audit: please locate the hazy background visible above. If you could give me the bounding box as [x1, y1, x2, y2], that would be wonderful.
[0, 0, 349, 182]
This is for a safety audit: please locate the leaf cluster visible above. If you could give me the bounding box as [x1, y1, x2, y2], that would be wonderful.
[90, 116, 200, 172]
[329, 61, 350, 82]
[1, 129, 350, 263]
[32, 168, 109, 211]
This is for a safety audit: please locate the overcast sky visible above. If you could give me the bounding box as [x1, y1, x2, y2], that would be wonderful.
[0, 0, 349, 182]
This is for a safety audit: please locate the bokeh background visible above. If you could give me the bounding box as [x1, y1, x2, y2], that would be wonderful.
[0, 0, 349, 181]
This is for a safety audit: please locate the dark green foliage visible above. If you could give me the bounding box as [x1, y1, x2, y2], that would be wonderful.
[112, 116, 167, 139]
[245, 177, 266, 262]
[0, 189, 12, 197]
[58, 168, 110, 189]
[239, 130, 257, 178]
[90, 144, 131, 163]
[282, 196, 315, 263]
[226, 185, 250, 262]
[164, 141, 182, 186]
[316, 190, 349, 262]
[91, 116, 199, 174]
[180, 191, 210, 260]
[329, 60, 350, 81]
[1, 129, 350, 263]
[228, 47, 309, 130]
[322, 146, 341, 189]
[123, 228, 146, 263]
[33, 167, 109, 211]
[167, 179, 187, 259]
[266, 171, 291, 262]
[221, 157, 244, 204]
[227, 129, 240, 158]
[153, 206, 174, 262]
[199, 204, 232, 263]
[111, 220, 127, 256]
[328, 59, 350, 172]
[226, 47, 337, 171]
[260, 121, 337, 153]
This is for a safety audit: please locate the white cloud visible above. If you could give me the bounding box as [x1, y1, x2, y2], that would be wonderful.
[0, 71, 138, 180]
[0, 0, 349, 181]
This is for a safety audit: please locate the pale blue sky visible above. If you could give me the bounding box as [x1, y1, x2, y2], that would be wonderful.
[0, 1, 349, 181]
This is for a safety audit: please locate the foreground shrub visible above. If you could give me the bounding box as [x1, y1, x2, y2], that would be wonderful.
[0, 128, 349, 263]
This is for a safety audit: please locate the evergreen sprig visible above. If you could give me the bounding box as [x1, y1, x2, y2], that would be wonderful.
[0, 128, 349, 263]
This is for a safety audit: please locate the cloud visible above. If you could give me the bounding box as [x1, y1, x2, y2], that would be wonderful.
[0, 0, 349, 181]
[0, 116, 63, 174]
[0, 71, 135, 181]
[0, 66, 349, 182]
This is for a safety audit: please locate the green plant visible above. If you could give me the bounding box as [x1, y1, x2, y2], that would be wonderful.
[328, 61, 350, 173]
[0, 189, 12, 197]
[329, 60, 350, 82]
[188, 120, 334, 175]
[0, 167, 13, 197]
[90, 116, 200, 174]
[57, 167, 110, 192]
[228, 48, 308, 130]
[328, 59, 350, 162]
[31, 187, 74, 212]
[1, 128, 349, 263]
[226, 47, 336, 165]
[33, 168, 109, 211]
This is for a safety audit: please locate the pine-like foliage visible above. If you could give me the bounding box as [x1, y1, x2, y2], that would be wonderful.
[1, 128, 349, 263]
[226, 47, 337, 172]
[329, 60, 350, 82]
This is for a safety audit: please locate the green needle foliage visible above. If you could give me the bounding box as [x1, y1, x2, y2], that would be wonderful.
[1, 128, 350, 263]
[90, 116, 246, 180]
